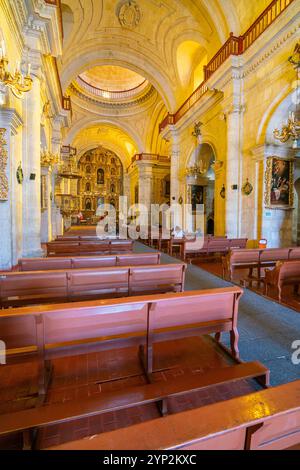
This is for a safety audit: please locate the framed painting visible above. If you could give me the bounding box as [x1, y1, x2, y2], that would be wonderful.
[190, 185, 204, 211]
[264, 156, 294, 209]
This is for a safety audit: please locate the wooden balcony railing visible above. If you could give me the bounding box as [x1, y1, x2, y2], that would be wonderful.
[159, 0, 295, 132]
[62, 95, 72, 112]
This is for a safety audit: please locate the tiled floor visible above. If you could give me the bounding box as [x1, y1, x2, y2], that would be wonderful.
[0, 336, 261, 449]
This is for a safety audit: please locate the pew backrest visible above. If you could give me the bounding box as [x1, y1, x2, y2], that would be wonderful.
[19, 253, 161, 271]
[260, 248, 290, 263]
[229, 238, 248, 249]
[0, 263, 185, 307]
[0, 287, 242, 362]
[47, 240, 133, 256]
[288, 247, 300, 260]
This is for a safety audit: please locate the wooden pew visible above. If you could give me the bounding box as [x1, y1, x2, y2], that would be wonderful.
[222, 249, 261, 281]
[264, 260, 300, 302]
[46, 240, 134, 257]
[0, 361, 268, 450]
[48, 379, 300, 451]
[0, 287, 245, 397]
[222, 247, 300, 282]
[18, 253, 161, 271]
[183, 237, 247, 261]
[0, 263, 185, 308]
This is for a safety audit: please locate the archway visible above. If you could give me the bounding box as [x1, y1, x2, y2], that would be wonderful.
[77, 146, 123, 224]
[185, 143, 216, 234]
[260, 91, 299, 247]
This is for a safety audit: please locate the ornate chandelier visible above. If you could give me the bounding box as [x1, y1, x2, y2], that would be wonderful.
[186, 161, 210, 178]
[274, 43, 300, 149]
[0, 41, 32, 99]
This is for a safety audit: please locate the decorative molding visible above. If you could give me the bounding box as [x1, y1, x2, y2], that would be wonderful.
[0, 107, 23, 135]
[40, 149, 59, 167]
[69, 82, 155, 109]
[0, 128, 8, 201]
[117, 1, 141, 29]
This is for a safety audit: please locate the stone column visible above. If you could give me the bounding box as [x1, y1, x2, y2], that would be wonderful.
[22, 64, 44, 257]
[0, 109, 23, 269]
[225, 104, 245, 238]
[138, 162, 152, 209]
[169, 128, 183, 230]
[50, 118, 63, 240]
[40, 163, 53, 243]
[249, 145, 265, 242]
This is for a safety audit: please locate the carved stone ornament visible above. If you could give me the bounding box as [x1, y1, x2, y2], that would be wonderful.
[16, 163, 23, 185]
[241, 179, 253, 196]
[0, 128, 8, 201]
[220, 185, 226, 199]
[117, 1, 141, 28]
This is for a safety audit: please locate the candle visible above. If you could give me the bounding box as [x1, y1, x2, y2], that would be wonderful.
[16, 60, 20, 73]
[27, 63, 31, 76]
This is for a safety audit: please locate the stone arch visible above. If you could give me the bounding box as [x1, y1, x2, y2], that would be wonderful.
[256, 85, 295, 145]
[60, 47, 177, 112]
[64, 116, 144, 155]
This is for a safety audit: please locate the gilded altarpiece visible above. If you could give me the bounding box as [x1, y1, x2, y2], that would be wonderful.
[0, 128, 8, 201]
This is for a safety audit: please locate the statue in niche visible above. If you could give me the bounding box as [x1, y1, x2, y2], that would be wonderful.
[86, 182, 91, 192]
[97, 168, 104, 184]
[86, 165, 91, 174]
[85, 198, 92, 210]
[111, 184, 115, 194]
[111, 167, 116, 176]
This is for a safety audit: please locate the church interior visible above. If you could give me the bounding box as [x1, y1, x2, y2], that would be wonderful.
[0, 0, 300, 452]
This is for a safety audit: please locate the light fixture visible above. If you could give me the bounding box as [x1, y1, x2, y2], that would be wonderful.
[0, 41, 32, 99]
[274, 43, 300, 149]
[186, 161, 210, 178]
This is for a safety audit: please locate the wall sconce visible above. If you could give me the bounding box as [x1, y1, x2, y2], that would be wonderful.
[0, 42, 32, 99]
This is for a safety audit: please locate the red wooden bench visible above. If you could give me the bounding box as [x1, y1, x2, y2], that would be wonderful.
[46, 240, 134, 256]
[184, 237, 247, 261]
[264, 260, 300, 302]
[0, 287, 246, 398]
[222, 247, 300, 282]
[0, 361, 268, 450]
[48, 379, 300, 451]
[18, 253, 161, 271]
[0, 263, 186, 308]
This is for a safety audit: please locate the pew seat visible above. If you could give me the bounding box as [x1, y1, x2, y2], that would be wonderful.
[49, 379, 300, 451]
[0, 361, 268, 449]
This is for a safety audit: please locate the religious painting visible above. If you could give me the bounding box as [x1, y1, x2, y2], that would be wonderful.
[85, 198, 92, 210]
[190, 185, 204, 211]
[264, 156, 294, 209]
[97, 168, 104, 184]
